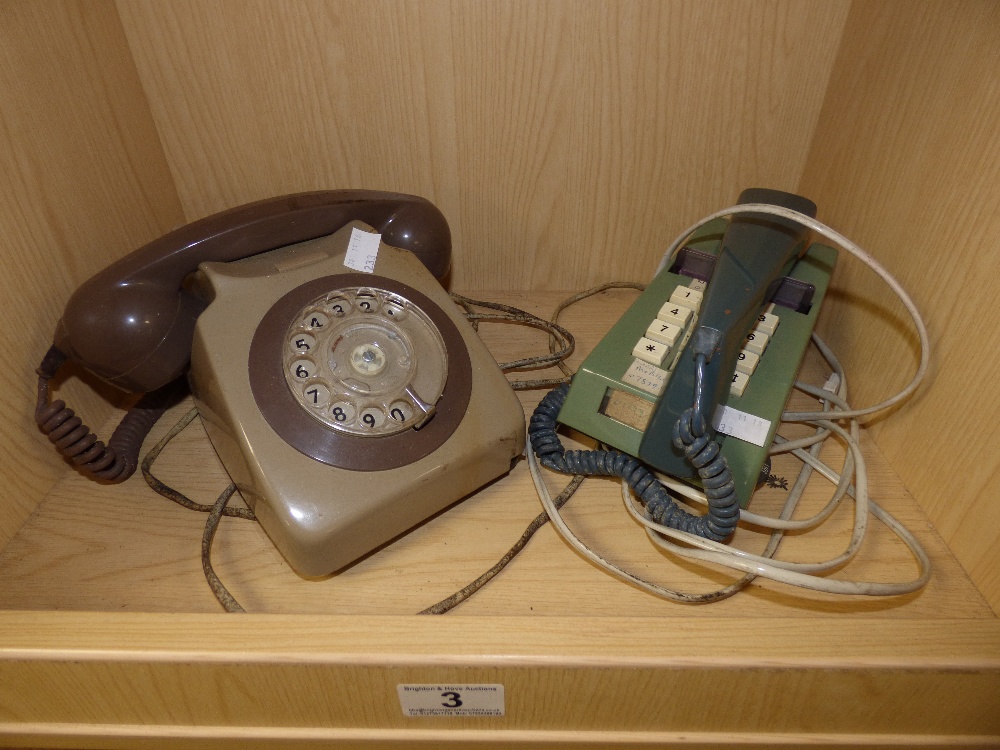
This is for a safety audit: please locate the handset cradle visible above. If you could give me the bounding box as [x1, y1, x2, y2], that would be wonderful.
[191, 222, 524, 574]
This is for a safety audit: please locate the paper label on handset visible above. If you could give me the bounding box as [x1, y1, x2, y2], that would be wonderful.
[343, 227, 382, 273]
[283, 286, 448, 436]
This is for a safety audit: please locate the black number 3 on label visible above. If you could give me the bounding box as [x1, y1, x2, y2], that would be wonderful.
[440, 691, 463, 708]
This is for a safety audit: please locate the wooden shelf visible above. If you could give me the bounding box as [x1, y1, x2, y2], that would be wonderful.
[2, 289, 998, 747]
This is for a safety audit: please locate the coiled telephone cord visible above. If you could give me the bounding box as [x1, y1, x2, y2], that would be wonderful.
[671, 406, 740, 540]
[529, 383, 736, 541]
[34, 345, 181, 483]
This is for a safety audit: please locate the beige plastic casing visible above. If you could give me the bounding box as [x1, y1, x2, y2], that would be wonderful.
[188, 221, 525, 576]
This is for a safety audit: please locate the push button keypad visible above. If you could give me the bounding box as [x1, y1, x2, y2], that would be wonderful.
[730, 308, 780, 396]
[628, 281, 780, 399]
[630, 281, 702, 374]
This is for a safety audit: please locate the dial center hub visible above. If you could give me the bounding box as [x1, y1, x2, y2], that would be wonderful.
[350, 343, 386, 375]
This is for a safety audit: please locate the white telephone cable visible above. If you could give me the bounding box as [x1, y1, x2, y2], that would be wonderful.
[528, 408, 931, 597]
[622, 430, 932, 595]
[627, 344, 931, 593]
[661, 363, 855, 534]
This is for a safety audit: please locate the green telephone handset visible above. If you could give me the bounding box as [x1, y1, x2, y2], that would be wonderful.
[36, 190, 525, 575]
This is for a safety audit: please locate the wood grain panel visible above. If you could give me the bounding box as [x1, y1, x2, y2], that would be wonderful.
[114, 0, 465, 248]
[114, 0, 849, 289]
[798, 0, 1000, 613]
[0, 0, 184, 547]
[2, 656, 998, 735]
[2, 728, 999, 750]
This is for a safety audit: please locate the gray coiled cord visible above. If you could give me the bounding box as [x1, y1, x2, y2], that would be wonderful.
[670, 406, 740, 540]
[528, 384, 737, 541]
[35, 345, 183, 483]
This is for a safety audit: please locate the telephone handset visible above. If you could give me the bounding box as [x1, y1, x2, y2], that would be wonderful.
[36, 191, 525, 575]
[53, 190, 453, 394]
[637, 188, 817, 477]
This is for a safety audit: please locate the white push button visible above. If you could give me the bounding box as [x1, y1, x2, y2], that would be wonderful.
[755, 312, 779, 336]
[645, 320, 682, 347]
[730, 370, 750, 397]
[744, 330, 769, 356]
[735, 349, 760, 375]
[632, 337, 670, 367]
[669, 286, 703, 311]
[657, 302, 692, 328]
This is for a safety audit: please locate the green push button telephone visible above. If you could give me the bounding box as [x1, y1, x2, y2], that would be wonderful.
[555, 188, 837, 510]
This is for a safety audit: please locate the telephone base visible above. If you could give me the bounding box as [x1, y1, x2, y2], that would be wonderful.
[556, 225, 836, 508]
[189, 223, 525, 576]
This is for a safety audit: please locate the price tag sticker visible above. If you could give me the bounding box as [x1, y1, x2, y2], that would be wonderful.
[343, 227, 381, 273]
[397, 684, 505, 717]
[712, 404, 771, 447]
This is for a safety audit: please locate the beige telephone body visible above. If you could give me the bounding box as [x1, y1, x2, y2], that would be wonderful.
[188, 221, 525, 575]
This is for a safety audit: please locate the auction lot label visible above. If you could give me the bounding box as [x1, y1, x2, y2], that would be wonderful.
[397, 684, 505, 717]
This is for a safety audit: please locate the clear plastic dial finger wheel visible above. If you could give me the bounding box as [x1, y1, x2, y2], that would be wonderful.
[283, 287, 448, 436]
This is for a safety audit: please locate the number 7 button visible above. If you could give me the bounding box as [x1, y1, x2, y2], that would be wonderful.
[645, 320, 682, 347]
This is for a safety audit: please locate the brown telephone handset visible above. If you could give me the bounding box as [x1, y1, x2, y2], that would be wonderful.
[37, 190, 525, 575]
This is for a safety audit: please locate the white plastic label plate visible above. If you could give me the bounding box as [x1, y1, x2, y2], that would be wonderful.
[713, 404, 771, 447]
[343, 227, 381, 273]
[397, 684, 505, 717]
[621, 358, 667, 396]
